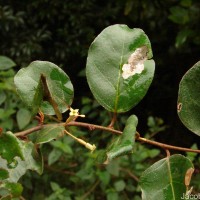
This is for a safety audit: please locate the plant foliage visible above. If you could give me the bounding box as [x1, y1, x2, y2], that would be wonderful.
[0, 24, 200, 199]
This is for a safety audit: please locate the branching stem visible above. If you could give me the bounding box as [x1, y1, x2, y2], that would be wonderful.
[15, 121, 200, 154]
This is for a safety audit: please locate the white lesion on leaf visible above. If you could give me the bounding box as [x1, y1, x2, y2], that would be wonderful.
[122, 46, 148, 79]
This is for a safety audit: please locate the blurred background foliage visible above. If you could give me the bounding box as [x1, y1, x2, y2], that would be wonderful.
[0, 0, 200, 199]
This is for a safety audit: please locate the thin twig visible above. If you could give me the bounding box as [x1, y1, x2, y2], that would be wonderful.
[14, 121, 200, 154]
[120, 168, 139, 182]
[137, 137, 200, 153]
[79, 180, 100, 200]
[45, 165, 76, 176]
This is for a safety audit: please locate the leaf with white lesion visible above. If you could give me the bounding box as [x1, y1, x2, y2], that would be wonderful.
[86, 24, 155, 113]
[122, 46, 148, 79]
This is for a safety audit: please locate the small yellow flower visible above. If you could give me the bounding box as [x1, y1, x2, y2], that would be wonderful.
[66, 107, 85, 124]
[69, 108, 85, 118]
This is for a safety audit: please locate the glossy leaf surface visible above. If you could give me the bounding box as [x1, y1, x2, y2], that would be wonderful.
[0, 56, 16, 70]
[33, 125, 65, 144]
[140, 154, 193, 200]
[177, 61, 200, 136]
[86, 24, 155, 113]
[14, 61, 74, 115]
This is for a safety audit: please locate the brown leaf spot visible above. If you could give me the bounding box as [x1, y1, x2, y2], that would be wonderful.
[177, 103, 182, 112]
[185, 167, 194, 187]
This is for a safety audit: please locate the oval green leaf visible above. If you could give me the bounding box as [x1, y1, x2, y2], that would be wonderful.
[14, 61, 74, 115]
[16, 108, 32, 130]
[177, 61, 200, 136]
[139, 154, 193, 200]
[0, 56, 16, 70]
[33, 125, 65, 144]
[86, 24, 155, 113]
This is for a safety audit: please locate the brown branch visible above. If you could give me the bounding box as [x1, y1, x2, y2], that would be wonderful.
[108, 112, 117, 128]
[15, 125, 43, 137]
[14, 121, 200, 154]
[14, 123, 65, 137]
[67, 121, 122, 135]
[136, 137, 200, 154]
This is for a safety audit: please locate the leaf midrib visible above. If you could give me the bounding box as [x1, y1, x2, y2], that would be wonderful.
[114, 33, 125, 112]
[166, 157, 176, 200]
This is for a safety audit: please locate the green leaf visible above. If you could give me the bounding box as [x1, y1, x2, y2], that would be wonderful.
[180, 0, 192, 7]
[0, 182, 23, 198]
[0, 139, 42, 198]
[177, 61, 200, 136]
[0, 141, 43, 182]
[48, 148, 62, 166]
[0, 132, 24, 165]
[186, 144, 198, 162]
[86, 24, 155, 113]
[0, 169, 9, 180]
[0, 56, 16, 71]
[50, 182, 61, 191]
[114, 180, 126, 192]
[51, 140, 73, 155]
[139, 154, 193, 200]
[96, 171, 111, 186]
[106, 160, 120, 176]
[106, 191, 119, 200]
[106, 115, 138, 163]
[0, 92, 6, 106]
[168, 6, 189, 25]
[0, 69, 15, 78]
[175, 29, 193, 48]
[14, 61, 74, 115]
[16, 108, 32, 130]
[33, 125, 65, 144]
[0, 109, 16, 119]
